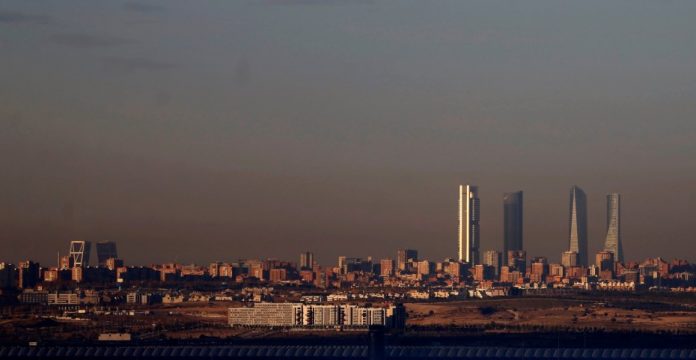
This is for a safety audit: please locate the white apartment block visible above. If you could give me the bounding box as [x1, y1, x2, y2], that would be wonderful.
[229, 303, 403, 328]
[47, 292, 79, 306]
[228, 303, 302, 326]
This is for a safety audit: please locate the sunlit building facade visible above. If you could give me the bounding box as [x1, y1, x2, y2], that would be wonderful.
[567, 186, 588, 267]
[458, 185, 480, 265]
[603, 193, 624, 263]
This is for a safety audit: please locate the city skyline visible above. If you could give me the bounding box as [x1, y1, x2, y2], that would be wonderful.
[2, 1, 696, 266]
[2, 0, 696, 351]
[3, 183, 692, 266]
[0, 184, 653, 268]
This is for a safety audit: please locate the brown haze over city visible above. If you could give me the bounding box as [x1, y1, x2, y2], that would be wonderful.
[1, 0, 695, 265]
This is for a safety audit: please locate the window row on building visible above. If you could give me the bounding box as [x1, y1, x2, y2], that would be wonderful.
[227, 302, 404, 328]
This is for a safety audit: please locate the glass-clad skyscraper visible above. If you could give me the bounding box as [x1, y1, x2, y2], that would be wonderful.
[568, 186, 588, 267]
[96, 241, 118, 266]
[503, 191, 523, 265]
[603, 193, 623, 263]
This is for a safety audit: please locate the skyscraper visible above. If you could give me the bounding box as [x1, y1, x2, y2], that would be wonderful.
[95, 241, 118, 267]
[300, 251, 314, 270]
[69, 240, 91, 268]
[503, 191, 523, 265]
[397, 249, 418, 272]
[18, 261, 40, 289]
[568, 186, 588, 267]
[603, 193, 623, 263]
[595, 250, 614, 272]
[507, 250, 527, 274]
[483, 250, 502, 276]
[561, 251, 579, 268]
[458, 185, 480, 265]
[380, 259, 394, 277]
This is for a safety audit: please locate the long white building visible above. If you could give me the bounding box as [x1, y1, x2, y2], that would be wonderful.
[229, 303, 404, 328]
[228, 303, 302, 326]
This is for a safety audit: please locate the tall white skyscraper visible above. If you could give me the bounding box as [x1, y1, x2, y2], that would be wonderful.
[603, 193, 623, 263]
[458, 185, 480, 265]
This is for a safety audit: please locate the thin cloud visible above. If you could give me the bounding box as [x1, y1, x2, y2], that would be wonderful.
[101, 56, 175, 72]
[51, 33, 132, 49]
[0, 10, 51, 24]
[122, 2, 166, 13]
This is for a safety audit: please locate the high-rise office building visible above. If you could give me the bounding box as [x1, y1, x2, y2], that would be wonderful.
[416, 260, 432, 277]
[396, 249, 417, 272]
[595, 250, 614, 272]
[300, 252, 314, 270]
[458, 185, 480, 265]
[561, 251, 579, 268]
[69, 240, 91, 268]
[568, 186, 588, 267]
[507, 250, 527, 274]
[503, 191, 523, 265]
[483, 250, 502, 276]
[529, 257, 548, 283]
[0, 263, 18, 289]
[603, 193, 624, 263]
[96, 241, 118, 267]
[18, 261, 40, 289]
[380, 259, 394, 277]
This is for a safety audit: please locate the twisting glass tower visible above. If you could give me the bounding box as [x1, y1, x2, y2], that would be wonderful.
[603, 193, 623, 263]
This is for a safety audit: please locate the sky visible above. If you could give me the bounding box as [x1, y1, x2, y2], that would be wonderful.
[1, 0, 695, 266]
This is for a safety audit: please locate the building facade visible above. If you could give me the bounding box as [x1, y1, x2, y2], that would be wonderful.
[380, 259, 394, 277]
[228, 303, 404, 328]
[69, 240, 92, 268]
[397, 249, 417, 272]
[458, 185, 480, 265]
[95, 241, 118, 267]
[483, 250, 502, 276]
[228, 303, 302, 326]
[561, 251, 579, 268]
[507, 250, 527, 274]
[503, 191, 523, 265]
[603, 193, 624, 263]
[300, 252, 314, 270]
[568, 186, 588, 267]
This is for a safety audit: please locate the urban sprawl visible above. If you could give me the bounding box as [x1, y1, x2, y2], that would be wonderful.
[1, 185, 695, 331]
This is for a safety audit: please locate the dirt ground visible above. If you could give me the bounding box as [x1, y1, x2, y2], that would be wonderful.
[405, 296, 696, 333]
[3, 295, 695, 344]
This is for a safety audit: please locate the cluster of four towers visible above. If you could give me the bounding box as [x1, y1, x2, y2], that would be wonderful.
[457, 185, 623, 267]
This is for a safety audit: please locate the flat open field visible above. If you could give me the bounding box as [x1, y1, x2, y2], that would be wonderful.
[405, 295, 696, 333]
[2, 293, 695, 345]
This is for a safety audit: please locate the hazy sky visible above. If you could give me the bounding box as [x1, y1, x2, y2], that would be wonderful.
[1, 0, 696, 266]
